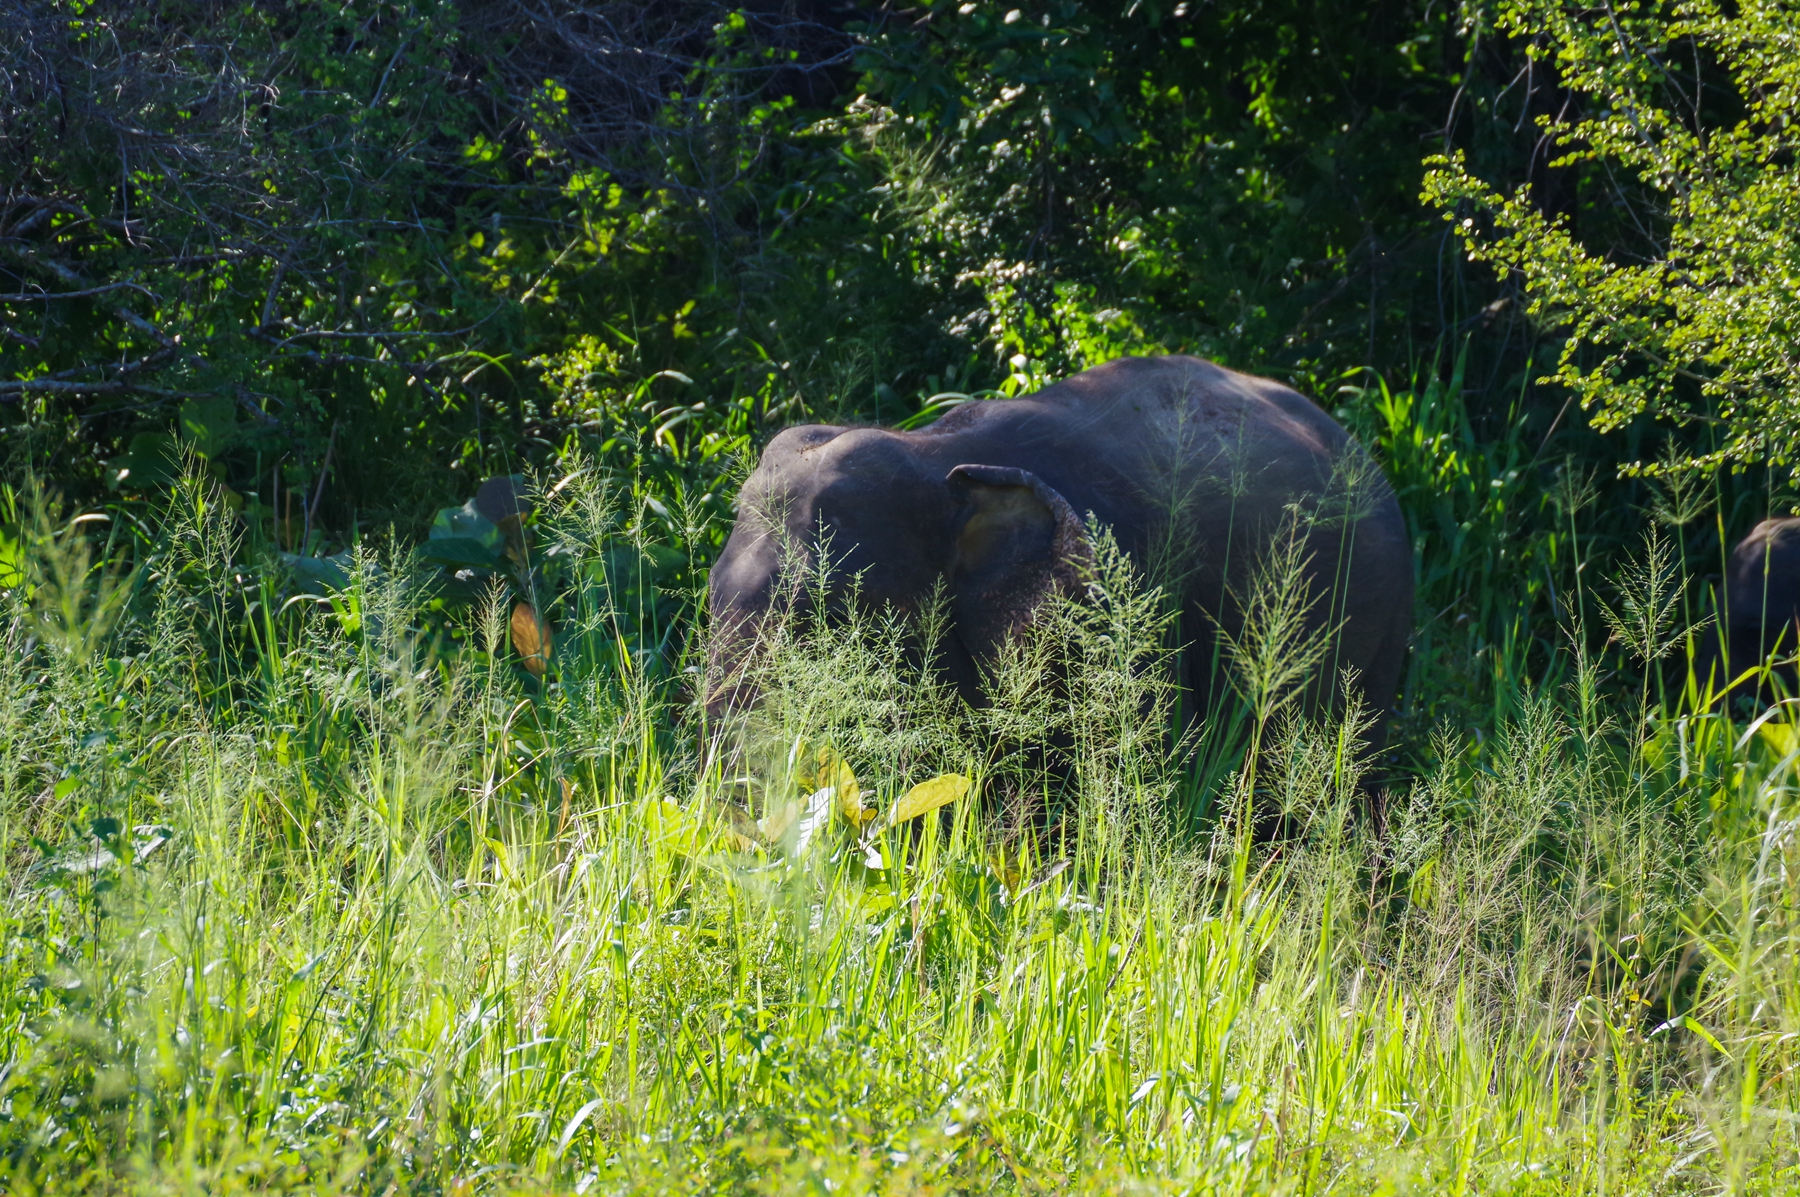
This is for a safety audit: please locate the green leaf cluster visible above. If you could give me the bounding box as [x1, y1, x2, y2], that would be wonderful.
[1425, 0, 1800, 476]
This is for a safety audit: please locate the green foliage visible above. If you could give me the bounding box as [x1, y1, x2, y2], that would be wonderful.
[1424, 0, 1800, 476]
[1331, 343, 1780, 743]
[15, 2, 1800, 1186]
[2, 0, 1534, 548]
[3, 1, 498, 512]
[855, 0, 1474, 383]
[0, 0, 801, 546]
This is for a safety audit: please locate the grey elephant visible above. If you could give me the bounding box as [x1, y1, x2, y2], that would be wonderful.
[705, 355, 1414, 740]
[1700, 517, 1800, 701]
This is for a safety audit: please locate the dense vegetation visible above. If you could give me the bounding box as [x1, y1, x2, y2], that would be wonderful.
[7, 0, 1800, 1192]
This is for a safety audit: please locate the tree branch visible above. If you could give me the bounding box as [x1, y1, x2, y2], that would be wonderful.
[0, 378, 203, 399]
[0, 281, 156, 301]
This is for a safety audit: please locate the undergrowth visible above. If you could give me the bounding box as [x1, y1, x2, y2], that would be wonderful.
[3, 454, 1800, 1196]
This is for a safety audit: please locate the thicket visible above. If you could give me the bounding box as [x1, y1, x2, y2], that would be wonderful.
[2, 0, 1526, 469]
[1432, 0, 1800, 479]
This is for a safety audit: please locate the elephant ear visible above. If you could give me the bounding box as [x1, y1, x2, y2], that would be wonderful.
[946, 464, 1094, 659]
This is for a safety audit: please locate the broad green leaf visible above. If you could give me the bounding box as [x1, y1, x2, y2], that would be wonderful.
[1757, 721, 1797, 760]
[886, 773, 970, 827]
[0, 528, 23, 589]
[430, 499, 502, 549]
[179, 393, 240, 458]
[417, 536, 503, 569]
[281, 551, 352, 593]
[107, 432, 180, 491]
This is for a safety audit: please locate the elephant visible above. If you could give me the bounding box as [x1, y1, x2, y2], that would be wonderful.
[1699, 517, 1800, 702]
[705, 355, 1415, 743]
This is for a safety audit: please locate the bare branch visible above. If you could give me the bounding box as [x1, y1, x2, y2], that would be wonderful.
[0, 378, 202, 398]
[0, 281, 156, 301]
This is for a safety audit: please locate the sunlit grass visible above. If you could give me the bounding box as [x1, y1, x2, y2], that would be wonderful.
[4, 465, 1800, 1195]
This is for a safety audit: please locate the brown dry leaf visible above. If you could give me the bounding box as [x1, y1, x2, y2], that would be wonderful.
[511, 601, 552, 676]
[886, 773, 970, 828]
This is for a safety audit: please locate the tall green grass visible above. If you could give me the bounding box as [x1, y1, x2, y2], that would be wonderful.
[4, 443, 1800, 1195]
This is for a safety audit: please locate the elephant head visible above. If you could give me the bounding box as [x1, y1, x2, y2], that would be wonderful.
[704, 425, 1093, 716]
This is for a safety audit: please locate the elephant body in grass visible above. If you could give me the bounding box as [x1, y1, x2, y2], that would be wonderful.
[1698, 517, 1800, 702]
[705, 354, 1415, 742]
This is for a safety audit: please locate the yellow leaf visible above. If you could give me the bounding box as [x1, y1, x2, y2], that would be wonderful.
[759, 797, 801, 842]
[791, 740, 870, 825]
[713, 798, 764, 852]
[787, 736, 818, 783]
[886, 773, 970, 827]
[836, 781, 874, 827]
[1758, 721, 1798, 759]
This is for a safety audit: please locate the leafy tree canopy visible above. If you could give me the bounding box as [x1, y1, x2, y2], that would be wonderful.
[1426, 0, 1800, 477]
[4, 0, 1507, 539]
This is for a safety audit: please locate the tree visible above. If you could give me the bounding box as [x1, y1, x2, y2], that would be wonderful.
[1424, 0, 1800, 476]
[857, 0, 1476, 386]
[0, 0, 855, 527]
